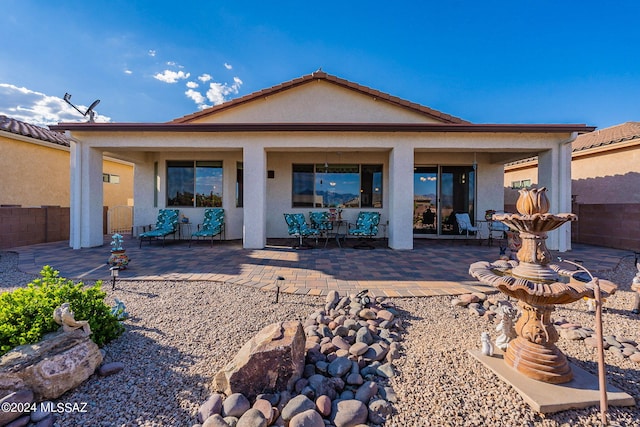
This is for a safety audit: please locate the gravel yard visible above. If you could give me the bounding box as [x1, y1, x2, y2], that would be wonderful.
[1, 250, 639, 426]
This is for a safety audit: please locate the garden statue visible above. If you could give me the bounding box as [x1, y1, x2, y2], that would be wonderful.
[495, 303, 518, 351]
[108, 233, 129, 269]
[111, 298, 129, 320]
[632, 263, 640, 314]
[481, 332, 494, 356]
[53, 302, 92, 335]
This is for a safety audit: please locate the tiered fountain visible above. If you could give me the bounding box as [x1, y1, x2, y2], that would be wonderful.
[469, 187, 617, 384]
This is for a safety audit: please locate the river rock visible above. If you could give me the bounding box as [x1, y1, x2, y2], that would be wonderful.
[281, 395, 316, 422]
[354, 381, 378, 403]
[236, 408, 267, 427]
[328, 357, 352, 377]
[214, 321, 305, 400]
[368, 398, 392, 424]
[198, 393, 224, 423]
[0, 389, 34, 426]
[331, 399, 368, 427]
[315, 395, 332, 417]
[289, 408, 325, 427]
[202, 414, 230, 427]
[222, 393, 251, 418]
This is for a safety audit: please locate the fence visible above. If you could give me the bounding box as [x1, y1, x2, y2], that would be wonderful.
[0, 206, 107, 250]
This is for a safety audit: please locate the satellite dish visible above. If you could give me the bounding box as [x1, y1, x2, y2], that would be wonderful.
[63, 93, 101, 123]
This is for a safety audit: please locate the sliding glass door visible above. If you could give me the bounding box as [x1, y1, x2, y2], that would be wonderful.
[414, 165, 476, 236]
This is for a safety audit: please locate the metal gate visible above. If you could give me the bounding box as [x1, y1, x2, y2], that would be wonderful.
[107, 205, 133, 235]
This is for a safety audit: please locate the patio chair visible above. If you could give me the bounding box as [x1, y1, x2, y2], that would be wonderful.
[284, 213, 319, 249]
[139, 209, 180, 247]
[454, 212, 480, 243]
[190, 208, 225, 247]
[348, 211, 381, 249]
[309, 211, 333, 247]
[488, 220, 510, 246]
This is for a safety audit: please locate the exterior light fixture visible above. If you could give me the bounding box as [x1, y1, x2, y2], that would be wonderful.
[110, 266, 119, 291]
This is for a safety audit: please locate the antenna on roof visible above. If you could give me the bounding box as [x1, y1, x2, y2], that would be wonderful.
[63, 93, 101, 123]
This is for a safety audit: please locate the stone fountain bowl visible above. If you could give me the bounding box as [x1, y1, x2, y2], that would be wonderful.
[469, 260, 617, 306]
[492, 213, 577, 233]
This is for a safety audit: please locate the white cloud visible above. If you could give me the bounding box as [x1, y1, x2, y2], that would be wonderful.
[185, 89, 209, 109]
[205, 77, 243, 106]
[198, 74, 212, 83]
[186, 81, 199, 89]
[0, 83, 110, 127]
[148, 49, 156, 57]
[224, 63, 232, 70]
[153, 70, 191, 83]
[124, 69, 133, 75]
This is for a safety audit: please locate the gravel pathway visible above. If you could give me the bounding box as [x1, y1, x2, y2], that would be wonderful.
[1, 251, 639, 426]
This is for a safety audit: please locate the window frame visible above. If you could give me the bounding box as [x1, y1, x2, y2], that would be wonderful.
[166, 160, 223, 208]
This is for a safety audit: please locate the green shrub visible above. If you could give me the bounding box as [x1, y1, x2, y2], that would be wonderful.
[0, 266, 125, 356]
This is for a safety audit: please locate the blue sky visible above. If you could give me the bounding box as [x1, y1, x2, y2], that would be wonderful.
[1, 1, 638, 129]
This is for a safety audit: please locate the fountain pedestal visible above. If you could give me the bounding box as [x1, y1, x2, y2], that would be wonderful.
[506, 301, 572, 384]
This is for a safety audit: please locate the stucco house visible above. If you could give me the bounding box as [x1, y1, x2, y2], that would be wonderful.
[51, 71, 593, 251]
[0, 115, 134, 233]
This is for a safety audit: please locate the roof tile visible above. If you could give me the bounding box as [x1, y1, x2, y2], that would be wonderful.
[573, 121, 640, 152]
[0, 115, 70, 147]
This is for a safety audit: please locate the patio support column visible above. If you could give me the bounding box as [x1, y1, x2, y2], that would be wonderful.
[538, 136, 574, 252]
[388, 144, 414, 250]
[243, 145, 267, 249]
[69, 138, 81, 249]
[70, 139, 103, 249]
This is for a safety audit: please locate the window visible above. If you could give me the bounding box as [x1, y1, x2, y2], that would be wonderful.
[236, 162, 243, 208]
[102, 173, 120, 184]
[292, 164, 383, 208]
[511, 179, 532, 189]
[167, 160, 223, 207]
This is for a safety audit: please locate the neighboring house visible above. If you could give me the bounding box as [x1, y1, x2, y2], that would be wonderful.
[504, 122, 640, 250]
[51, 71, 592, 251]
[505, 122, 640, 204]
[0, 115, 134, 232]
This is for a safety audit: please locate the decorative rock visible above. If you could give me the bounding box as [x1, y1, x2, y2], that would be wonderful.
[376, 363, 395, 378]
[33, 414, 55, 427]
[349, 342, 368, 357]
[328, 357, 352, 377]
[622, 347, 636, 357]
[346, 373, 364, 385]
[0, 330, 103, 400]
[376, 310, 394, 322]
[308, 374, 336, 400]
[0, 389, 34, 426]
[223, 416, 239, 427]
[629, 352, 640, 363]
[315, 395, 332, 417]
[354, 381, 378, 403]
[362, 343, 388, 362]
[289, 408, 325, 427]
[253, 398, 275, 424]
[97, 361, 125, 377]
[381, 386, 398, 403]
[584, 336, 599, 348]
[30, 404, 51, 422]
[368, 399, 392, 424]
[5, 414, 31, 427]
[222, 393, 251, 418]
[202, 415, 229, 427]
[561, 329, 584, 341]
[358, 309, 376, 320]
[326, 291, 340, 311]
[281, 395, 316, 422]
[236, 408, 267, 427]
[198, 393, 224, 423]
[604, 335, 623, 349]
[331, 399, 368, 427]
[214, 321, 305, 400]
[459, 294, 479, 305]
[331, 336, 350, 351]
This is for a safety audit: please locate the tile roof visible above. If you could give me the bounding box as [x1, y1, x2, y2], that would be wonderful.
[0, 115, 70, 147]
[170, 70, 470, 124]
[573, 121, 640, 152]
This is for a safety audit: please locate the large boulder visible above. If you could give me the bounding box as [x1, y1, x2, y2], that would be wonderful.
[214, 321, 305, 400]
[0, 329, 102, 401]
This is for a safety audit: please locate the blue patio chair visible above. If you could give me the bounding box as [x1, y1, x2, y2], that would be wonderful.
[284, 213, 319, 249]
[455, 212, 480, 243]
[190, 208, 225, 247]
[309, 211, 333, 247]
[139, 209, 180, 247]
[348, 211, 381, 249]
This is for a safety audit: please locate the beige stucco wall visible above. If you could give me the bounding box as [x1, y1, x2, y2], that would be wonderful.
[0, 133, 133, 209]
[0, 135, 70, 206]
[572, 145, 640, 204]
[504, 142, 640, 205]
[190, 80, 444, 124]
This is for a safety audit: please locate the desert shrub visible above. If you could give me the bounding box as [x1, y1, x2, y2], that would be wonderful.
[0, 265, 124, 356]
